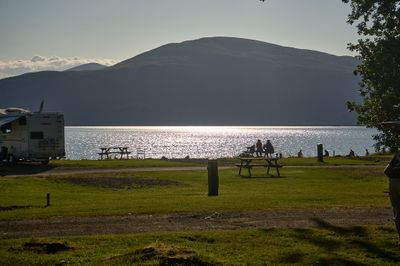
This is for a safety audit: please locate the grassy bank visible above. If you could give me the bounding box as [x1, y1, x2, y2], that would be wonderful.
[49, 159, 202, 169]
[279, 155, 391, 166]
[0, 167, 389, 220]
[1, 226, 399, 265]
[0, 155, 391, 174]
[0, 159, 201, 173]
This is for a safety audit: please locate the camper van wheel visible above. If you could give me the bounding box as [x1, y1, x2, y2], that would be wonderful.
[41, 160, 49, 165]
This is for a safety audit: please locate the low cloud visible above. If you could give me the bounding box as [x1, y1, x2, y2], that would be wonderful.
[0, 55, 120, 79]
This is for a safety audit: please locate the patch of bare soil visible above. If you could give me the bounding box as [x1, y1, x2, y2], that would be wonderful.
[23, 240, 71, 253]
[59, 177, 182, 189]
[106, 242, 218, 265]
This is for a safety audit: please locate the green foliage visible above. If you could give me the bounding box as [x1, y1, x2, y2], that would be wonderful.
[343, 0, 400, 152]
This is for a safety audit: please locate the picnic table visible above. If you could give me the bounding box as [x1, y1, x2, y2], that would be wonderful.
[236, 157, 283, 177]
[98, 147, 131, 160]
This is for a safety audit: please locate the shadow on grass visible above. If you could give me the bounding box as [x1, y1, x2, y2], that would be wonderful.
[0, 205, 32, 212]
[315, 257, 367, 266]
[310, 218, 368, 236]
[0, 162, 56, 176]
[279, 218, 400, 264]
[280, 251, 305, 264]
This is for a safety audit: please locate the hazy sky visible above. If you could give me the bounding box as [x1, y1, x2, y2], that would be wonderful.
[0, 0, 357, 78]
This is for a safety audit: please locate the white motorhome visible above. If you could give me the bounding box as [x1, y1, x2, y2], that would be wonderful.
[0, 107, 65, 164]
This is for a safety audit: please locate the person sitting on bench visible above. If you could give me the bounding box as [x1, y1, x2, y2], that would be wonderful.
[256, 139, 263, 157]
[263, 140, 274, 157]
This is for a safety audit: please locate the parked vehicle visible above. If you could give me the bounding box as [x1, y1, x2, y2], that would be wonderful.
[0, 106, 65, 165]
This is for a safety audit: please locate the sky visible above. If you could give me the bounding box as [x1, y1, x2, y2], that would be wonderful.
[0, 0, 358, 79]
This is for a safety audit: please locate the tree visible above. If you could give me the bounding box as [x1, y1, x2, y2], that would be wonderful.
[343, 0, 400, 152]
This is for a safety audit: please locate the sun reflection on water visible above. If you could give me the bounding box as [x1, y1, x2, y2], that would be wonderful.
[65, 126, 378, 160]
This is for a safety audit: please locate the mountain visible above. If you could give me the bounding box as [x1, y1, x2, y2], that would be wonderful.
[65, 63, 107, 71]
[0, 37, 360, 126]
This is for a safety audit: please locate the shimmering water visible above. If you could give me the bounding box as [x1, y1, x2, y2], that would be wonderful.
[65, 126, 378, 160]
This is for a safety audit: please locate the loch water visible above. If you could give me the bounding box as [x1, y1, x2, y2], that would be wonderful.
[65, 126, 378, 160]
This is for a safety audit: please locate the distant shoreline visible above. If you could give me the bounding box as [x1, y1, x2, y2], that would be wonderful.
[64, 125, 364, 128]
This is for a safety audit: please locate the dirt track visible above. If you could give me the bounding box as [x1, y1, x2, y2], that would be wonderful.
[0, 207, 393, 239]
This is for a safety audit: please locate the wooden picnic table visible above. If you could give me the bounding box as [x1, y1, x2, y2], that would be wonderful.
[98, 147, 131, 160]
[236, 157, 283, 177]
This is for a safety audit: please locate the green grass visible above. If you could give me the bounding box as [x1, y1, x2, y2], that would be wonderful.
[1, 226, 400, 265]
[279, 156, 391, 166]
[49, 159, 201, 169]
[0, 155, 390, 174]
[0, 159, 201, 173]
[59, 154, 391, 167]
[0, 167, 389, 220]
[0, 163, 396, 265]
[224, 155, 392, 166]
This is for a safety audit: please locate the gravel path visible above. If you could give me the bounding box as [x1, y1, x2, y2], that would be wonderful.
[0, 207, 393, 239]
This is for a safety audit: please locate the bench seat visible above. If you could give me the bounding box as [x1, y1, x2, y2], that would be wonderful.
[98, 151, 131, 155]
[235, 163, 283, 168]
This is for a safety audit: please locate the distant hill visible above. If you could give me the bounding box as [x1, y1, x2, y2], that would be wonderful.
[0, 37, 360, 126]
[65, 63, 107, 71]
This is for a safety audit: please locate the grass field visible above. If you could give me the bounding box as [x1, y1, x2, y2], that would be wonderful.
[0, 167, 389, 220]
[55, 155, 392, 168]
[1, 160, 397, 265]
[0, 159, 202, 173]
[0, 154, 392, 173]
[279, 155, 391, 166]
[1, 226, 400, 265]
[49, 159, 202, 169]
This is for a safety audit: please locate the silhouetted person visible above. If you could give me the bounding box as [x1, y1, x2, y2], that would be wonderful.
[8, 145, 15, 165]
[263, 140, 274, 157]
[347, 149, 355, 157]
[324, 149, 329, 157]
[366, 149, 370, 156]
[382, 121, 400, 245]
[256, 139, 263, 157]
[385, 152, 400, 245]
[297, 149, 303, 158]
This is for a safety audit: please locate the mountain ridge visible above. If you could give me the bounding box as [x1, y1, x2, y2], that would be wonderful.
[0, 37, 360, 126]
[65, 63, 107, 72]
[112, 37, 357, 72]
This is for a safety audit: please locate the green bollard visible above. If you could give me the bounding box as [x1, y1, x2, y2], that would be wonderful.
[207, 160, 219, 196]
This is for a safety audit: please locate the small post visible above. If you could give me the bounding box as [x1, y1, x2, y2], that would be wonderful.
[207, 160, 219, 196]
[46, 193, 50, 207]
[317, 144, 324, 162]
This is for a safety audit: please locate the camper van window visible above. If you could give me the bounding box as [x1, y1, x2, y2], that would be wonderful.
[18, 116, 27, 125]
[1, 123, 12, 134]
[30, 132, 44, 139]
